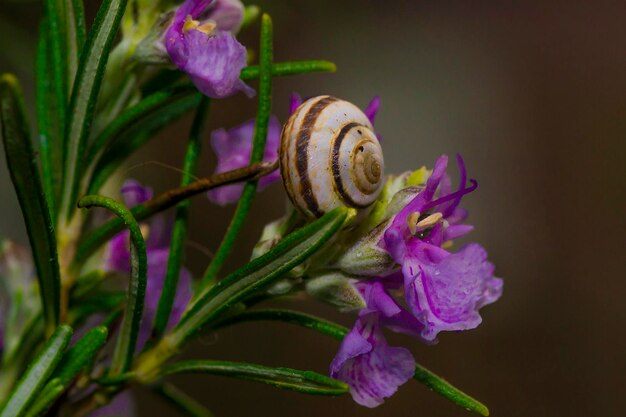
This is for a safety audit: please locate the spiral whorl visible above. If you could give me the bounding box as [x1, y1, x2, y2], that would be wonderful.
[279, 96, 385, 218]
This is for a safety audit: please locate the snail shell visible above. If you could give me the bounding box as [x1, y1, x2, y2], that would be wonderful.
[279, 96, 385, 218]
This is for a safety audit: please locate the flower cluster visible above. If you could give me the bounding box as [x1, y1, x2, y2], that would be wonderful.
[329, 155, 503, 406]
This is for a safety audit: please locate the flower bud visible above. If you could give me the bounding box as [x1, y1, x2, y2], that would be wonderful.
[305, 272, 366, 311]
[333, 219, 396, 277]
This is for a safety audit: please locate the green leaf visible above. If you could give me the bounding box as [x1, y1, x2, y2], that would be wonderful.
[25, 326, 109, 416]
[240, 60, 336, 80]
[36, 20, 62, 221]
[60, 0, 129, 221]
[87, 89, 202, 195]
[0, 326, 72, 417]
[42, 0, 68, 146]
[65, 0, 86, 83]
[0, 74, 61, 331]
[134, 208, 349, 381]
[22, 379, 63, 417]
[152, 97, 210, 339]
[162, 361, 348, 396]
[154, 383, 215, 417]
[217, 309, 490, 416]
[52, 326, 108, 386]
[215, 309, 349, 340]
[86, 85, 199, 163]
[412, 366, 490, 415]
[200, 13, 274, 286]
[77, 195, 146, 376]
[173, 207, 349, 346]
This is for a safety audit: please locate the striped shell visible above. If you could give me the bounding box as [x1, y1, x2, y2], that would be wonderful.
[279, 96, 385, 218]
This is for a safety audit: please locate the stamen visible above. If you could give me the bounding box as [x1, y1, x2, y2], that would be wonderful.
[416, 212, 443, 231]
[407, 211, 420, 235]
[421, 179, 478, 213]
[197, 21, 216, 35]
[183, 15, 200, 32]
[139, 224, 151, 241]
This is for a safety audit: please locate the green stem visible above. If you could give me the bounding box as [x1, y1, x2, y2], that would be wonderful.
[200, 14, 274, 287]
[152, 97, 210, 339]
[154, 383, 215, 417]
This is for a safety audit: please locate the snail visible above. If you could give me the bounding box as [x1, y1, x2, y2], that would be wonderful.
[279, 96, 384, 218]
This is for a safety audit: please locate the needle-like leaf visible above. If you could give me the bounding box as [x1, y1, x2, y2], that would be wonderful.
[77, 196, 146, 376]
[153, 97, 210, 339]
[162, 361, 348, 396]
[0, 74, 61, 331]
[0, 326, 72, 417]
[60, 0, 129, 221]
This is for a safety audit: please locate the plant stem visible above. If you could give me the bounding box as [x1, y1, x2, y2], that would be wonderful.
[153, 97, 210, 339]
[200, 14, 274, 287]
[73, 161, 278, 268]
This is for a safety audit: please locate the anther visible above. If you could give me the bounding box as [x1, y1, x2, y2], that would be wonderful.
[183, 16, 200, 33]
[197, 21, 217, 35]
[415, 212, 443, 231]
[407, 211, 420, 235]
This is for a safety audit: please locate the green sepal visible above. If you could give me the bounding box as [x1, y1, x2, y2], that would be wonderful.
[0, 74, 61, 331]
[0, 326, 72, 417]
[162, 361, 348, 396]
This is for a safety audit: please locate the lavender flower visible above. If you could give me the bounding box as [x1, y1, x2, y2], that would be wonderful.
[382, 155, 502, 341]
[330, 282, 418, 407]
[165, 0, 253, 98]
[207, 115, 282, 205]
[104, 180, 193, 350]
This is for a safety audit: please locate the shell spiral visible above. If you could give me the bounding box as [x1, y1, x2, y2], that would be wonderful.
[279, 96, 385, 218]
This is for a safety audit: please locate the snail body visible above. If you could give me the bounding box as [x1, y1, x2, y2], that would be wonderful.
[279, 96, 384, 218]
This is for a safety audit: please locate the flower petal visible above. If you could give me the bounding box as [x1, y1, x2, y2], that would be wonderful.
[207, 0, 245, 33]
[207, 115, 281, 205]
[404, 243, 503, 341]
[330, 314, 415, 408]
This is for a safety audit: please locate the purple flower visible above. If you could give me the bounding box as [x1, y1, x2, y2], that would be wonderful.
[207, 0, 245, 33]
[104, 180, 193, 350]
[330, 155, 502, 406]
[207, 115, 282, 205]
[382, 155, 502, 341]
[165, 0, 253, 98]
[363, 96, 381, 125]
[331, 282, 416, 407]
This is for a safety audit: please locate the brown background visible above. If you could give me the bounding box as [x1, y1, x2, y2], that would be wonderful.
[1, 0, 626, 416]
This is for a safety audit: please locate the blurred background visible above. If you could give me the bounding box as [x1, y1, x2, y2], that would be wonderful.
[2, 0, 626, 416]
